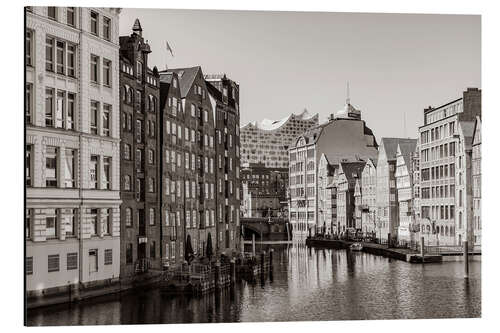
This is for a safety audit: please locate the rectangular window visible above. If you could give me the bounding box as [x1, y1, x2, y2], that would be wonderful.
[103, 104, 111, 136]
[26, 209, 32, 239]
[64, 208, 76, 237]
[45, 209, 58, 239]
[45, 88, 54, 127]
[26, 257, 33, 275]
[104, 249, 113, 265]
[46, 37, 54, 71]
[90, 54, 99, 83]
[103, 157, 111, 189]
[48, 254, 59, 272]
[90, 101, 98, 134]
[103, 17, 111, 40]
[26, 83, 33, 124]
[47, 7, 57, 20]
[56, 40, 65, 74]
[67, 93, 75, 129]
[90, 155, 98, 189]
[90, 11, 99, 35]
[103, 59, 111, 86]
[89, 249, 98, 273]
[90, 209, 98, 235]
[67, 44, 76, 77]
[67, 252, 78, 270]
[67, 7, 75, 26]
[126, 243, 133, 264]
[55, 90, 65, 128]
[64, 149, 76, 188]
[26, 145, 32, 187]
[150, 241, 156, 259]
[45, 146, 57, 187]
[26, 30, 33, 66]
[149, 208, 155, 225]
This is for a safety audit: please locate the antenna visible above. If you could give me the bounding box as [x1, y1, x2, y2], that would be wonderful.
[346, 81, 350, 105]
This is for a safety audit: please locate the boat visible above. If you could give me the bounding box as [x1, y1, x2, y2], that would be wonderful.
[350, 242, 363, 251]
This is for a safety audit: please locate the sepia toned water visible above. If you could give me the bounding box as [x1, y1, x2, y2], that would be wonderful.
[26, 244, 481, 326]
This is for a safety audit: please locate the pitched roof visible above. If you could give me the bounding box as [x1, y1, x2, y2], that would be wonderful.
[397, 139, 418, 167]
[160, 66, 201, 98]
[132, 18, 142, 32]
[339, 161, 366, 181]
[459, 120, 475, 149]
[380, 137, 417, 161]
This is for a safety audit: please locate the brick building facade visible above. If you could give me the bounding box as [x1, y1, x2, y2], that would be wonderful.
[118, 19, 161, 282]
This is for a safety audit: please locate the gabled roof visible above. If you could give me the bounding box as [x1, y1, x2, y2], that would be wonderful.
[397, 139, 418, 167]
[459, 120, 475, 149]
[380, 137, 417, 161]
[472, 116, 481, 146]
[339, 161, 366, 181]
[160, 66, 201, 98]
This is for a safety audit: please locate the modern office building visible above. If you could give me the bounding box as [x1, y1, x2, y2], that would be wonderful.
[418, 88, 481, 246]
[240, 109, 319, 168]
[25, 7, 121, 300]
[118, 19, 161, 283]
[288, 99, 378, 239]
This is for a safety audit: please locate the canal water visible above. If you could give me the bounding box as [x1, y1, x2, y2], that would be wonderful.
[27, 244, 481, 325]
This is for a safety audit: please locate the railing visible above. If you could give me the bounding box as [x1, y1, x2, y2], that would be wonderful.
[424, 245, 481, 254]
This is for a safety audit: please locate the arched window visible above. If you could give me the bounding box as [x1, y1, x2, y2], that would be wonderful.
[426, 225, 430, 233]
[120, 87, 125, 101]
[445, 226, 449, 236]
[440, 226, 444, 236]
[125, 207, 132, 227]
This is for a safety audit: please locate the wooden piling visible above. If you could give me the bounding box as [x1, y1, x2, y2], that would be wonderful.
[252, 234, 256, 257]
[463, 240, 469, 279]
[420, 236, 425, 263]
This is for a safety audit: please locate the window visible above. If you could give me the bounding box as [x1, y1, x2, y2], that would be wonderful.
[46, 37, 54, 71]
[103, 104, 111, 136]
[148, 177, 155, 193]
[90, 11, 99, 35]
[136, 61, 142, 79]
[191, 104, 196, 117]
[149, 208, 155, 225]
[124, 144, 131, 160]
[90, 209, 98, 235]
[26, 257, 33, 275]
[124, 175, 131, 191]
[55, 90, 65, 128]
[26, 209, 32, 239]
[26, 145, 32, 187]
[103, 59, 111, 86]
[45, 209, 57, 239]
[47, 7, 57, 20]
[48, 254, 59, 272]
[90, 101, 98, 134]
[26, 83, 33, 124]
[90, 55, 99, 83]
[67, 252, 78, 270]
[45, 146, 57, 187]
[103, 157, 111, 189]
[45, 88, 54, 126]
[67, 7, 75, 26]
[103, 17, 111, 40]
[67, 93, 75, 129]
[64, 208, 76, 237]
[90, 155, 98, 189]
[26, 30, 33, 66]
[148, 149, 154, 164]
[136, 120, 142, 143]
[126, 243, 133, 264]
[104, 249, 113, 265]
[56, 40, 65, 74]
[150, 241, 156, 259]
[64, 149, 76, 188]
[125, 207, 133, 227]
[136, 148, 143, 172]
[89, 249, 98, 272]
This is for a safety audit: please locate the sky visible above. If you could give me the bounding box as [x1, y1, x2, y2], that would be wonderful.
[119, 8, 480, 141]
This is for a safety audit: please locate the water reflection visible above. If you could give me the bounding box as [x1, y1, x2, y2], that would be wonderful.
[27, 244, 480, 326]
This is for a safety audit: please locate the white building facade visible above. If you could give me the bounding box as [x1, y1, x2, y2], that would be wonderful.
[25, 7, 121, 297]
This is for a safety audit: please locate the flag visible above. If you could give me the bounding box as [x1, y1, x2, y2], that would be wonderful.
[166, 41, 174, 57]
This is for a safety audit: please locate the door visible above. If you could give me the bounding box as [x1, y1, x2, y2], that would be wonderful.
[89, 249, 98, 274]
